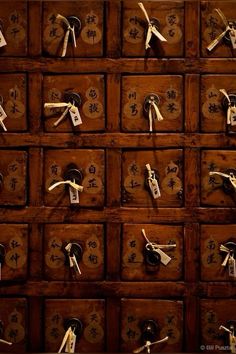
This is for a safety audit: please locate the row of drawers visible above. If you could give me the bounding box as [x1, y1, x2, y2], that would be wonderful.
[1, 74, 236, 133]
[0, 298, 235, 352]
[0, 149, 236, 207]
[0, 223, 235, 282]
[1, 1, 236, 58]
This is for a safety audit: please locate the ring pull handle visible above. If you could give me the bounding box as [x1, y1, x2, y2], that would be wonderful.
[58, 318, 83, 353]
[56, 14, 81, 57]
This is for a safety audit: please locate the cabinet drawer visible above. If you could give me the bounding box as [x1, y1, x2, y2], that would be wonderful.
[121, 224, 183, 281]
[44, 149, 104, 207]
[201, 150, 236, 207]
[0, 74, 27, 132]
[201, 1, 236, 57]
[0, 150, 27, 206]
[121, 299, 183, 352]
[43, 75, 105, 132]
[122, 75, 183, 132]
[44, 224, 104, 280]
[0, 224, 28, 281]
[201, 299, 236, 351]
[122, 1, 184, 57]
[43, 1, 104, 57]
[0, 1, 27, 56]
[0, 298, 27, 352]
[122, 150, 183, 207]
[45, 299, 105, 352]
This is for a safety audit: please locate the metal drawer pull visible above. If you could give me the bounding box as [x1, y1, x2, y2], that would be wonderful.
[138, 2, 167, 50]
[56, 14, 81, 57]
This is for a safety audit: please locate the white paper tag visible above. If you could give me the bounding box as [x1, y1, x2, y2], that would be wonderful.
[69, 106, 82, 126]
[230, 28, 236, 49]
[230, 334, 236, 354]
[148, 177, 161, 199]
[155, 248, 172, 266]
[228, 256, 236, 277]
[0, 30, 7, 48]
[0, 105, 7, 131]
[69, 186, 79, 204]
[231, 108, 236, 126]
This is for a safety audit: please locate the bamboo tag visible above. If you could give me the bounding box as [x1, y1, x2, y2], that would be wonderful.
[146, 164, 161, 199]
[0, 30, 7, 48]
[69, 106, 82, 126]
[228, 256, 236, 278]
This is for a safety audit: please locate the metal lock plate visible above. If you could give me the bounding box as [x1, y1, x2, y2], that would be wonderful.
[66, 16, 81, 40]
[143, 94, 160, 116]
[222, 168, 236, 194]
[144, 247, 161, 267]
[141, 319, 158, 343]
[65, 242, 83, 264]
[64, 92, 82, 108]
[0, 244, 6, 264]
[64, 164, 83, 185]
[64, 317, 83, 337]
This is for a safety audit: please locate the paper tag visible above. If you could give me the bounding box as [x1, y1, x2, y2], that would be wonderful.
[230, 334, 236, 354]
[148, 177, 161, 199]
[155, 248, 172, 266]
[0, 105, 7, 131]
[230, 28, 236, 49]
[228, 256, 236, 277]
[0, 30, 7, 48]
[69, 106, 82, 126]
[231, 108, 236, 126]
[69, 186, 80, 204]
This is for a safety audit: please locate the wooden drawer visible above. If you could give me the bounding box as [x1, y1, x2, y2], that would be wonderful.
[122, 1, 184, 57]
[0, 1, 27, 56]
[44, 149, 104, 207]
[0, 224, 28, 281]
[122, 150, 183, 207]
[201, 150, 236, 207]
[0, 150, 27, 206]
[44, 224, 104, 280]
[43, 1, 104, 57]
[45, 299, 105, 352]
[122, 75, 183, 132]
[0, 74, 27, 132]
[43, 75, 105, 132]
[201, 1, 236, 57]
[201, 299, 236, 351]
[0, 298, 27, 352]
[201, 75, 236, 133]
[121, 299, 183, 352]
[121, 224, 183, 281]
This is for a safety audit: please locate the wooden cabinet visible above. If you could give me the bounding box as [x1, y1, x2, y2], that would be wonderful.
[1, 0, 236, 353]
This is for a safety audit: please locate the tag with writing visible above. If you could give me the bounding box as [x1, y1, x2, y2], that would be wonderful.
[230, 28, 236, 49]
[69, 106, 82, 126]
[148, 177, 161, 199]
[0, 30, 7, 48]
[228, 256, 236, 277]
[231, 107, 236, 126]
[0, 105, 7, 131]
[155, 248, 171, 266]
[69, 186, 80, 204]
[230, 334, 236, 354]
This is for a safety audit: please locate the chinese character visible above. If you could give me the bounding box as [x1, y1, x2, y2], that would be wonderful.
[166, 315, 175, 324]
[166, 90, 177, 100]
[129, 103, 138, 116]
[87, 178, 98, 189]
[89, 103, 99, 114]
[126, 328, 137, 339]
[10, 102, 21, 114]
[129, 27, 141, 40]
[51, 239, 61, 249]
[50, 254, 62, 262]
[129, 179, 141, 189]
[10, 27, 20, 39]
[166, 328, 175, 339]
[208, 30, 217, 41]
[88, 241, 97, 249]
[7, 328, 18, 342]
[10, 13, 19, 24]
[86, 15, 97, 25]
[207, 15, 218, 28]
[208, 91, 218, 99]
[207, 253, 217, 264]
[10, 239, 20, 249]
[207, 240, 216, 250]
[206, 311, 217, 324]
[10, 253, 20, 266]
[9, 177, 18, 191]
[88, 254, 98, 264]
[129, 240, 136, 248]
[86, 29, 97, 40]
[128, 253, 136, 263]
[208, 103, 220, 113]
[50, 327, 60, 339]
[49, 27, 60, 38]
[168, 28, 175, 37]
[88, 164, 96, 174]
[129, 163, 139, 176]
[10, 314, 18, 323]
[90, 313, 98, 322]
[167, 177, 176, 190]
[167, 102, 177, 113]
[88, 89, 97, 100]
[167, 14, 177, 26]
[128, 92, 137, 100]
[127, 315, 135, 323]
[208, 176, 220, 188]
[89, 327, 98, 338]
[50, 164, 59, 176]
[49, 14, 57, 24]
[52, 314, 61, 324]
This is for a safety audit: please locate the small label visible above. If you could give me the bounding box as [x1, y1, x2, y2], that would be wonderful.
[0, 30, 7, 48]
[0, 105, 7, 131]
[155, 248, 172, 266]
[231, 107, 236, 126]
[65, 331, 76, 353]
[148, 177, 161, 199]
[228, 256, 236, 277]
[230, 28, 236, 49]
[69, 186, 80, 204]
[69, 106, 82, 126]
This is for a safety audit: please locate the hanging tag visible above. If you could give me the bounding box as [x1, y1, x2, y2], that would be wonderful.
[228, 256, 236, 277]
[69, 106, 82, 126]
[0, 30, 7, 48]
[231, 107, 236, 126]
[155, 248, 172, 266]
[230, 28, 236, 49]
[69, 186, 79, 204]
[230, 334, 236, 354]
[0, 105, 7, 131]
[148, 177, 161, 199]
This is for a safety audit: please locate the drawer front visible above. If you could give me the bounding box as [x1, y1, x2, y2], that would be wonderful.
[0, 74, 27, 131]
[121, 224, 183, 281]
[43, 1, 104, 57]
[201, 150, 236, 207]
[201, 1, 236, 58]
[0, 150, 27, 206]
[44, 149, 104, 207]
[201, 299, 236, 350]
[0, 224, 28, 281]
[201, 75, 236, 133]
[122, 75, 183, 132]
[121, 299, 183, 352]
[0, 1, 27, 56]
[43, 75, 105, 132]
[45, 299, 105, 352]
[122, 1, 184, 57]
[201, 225, 236, 281]
[44, 224, 104, 280]
[122, 150, 183, 207]
[0, 298, 27, 352]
